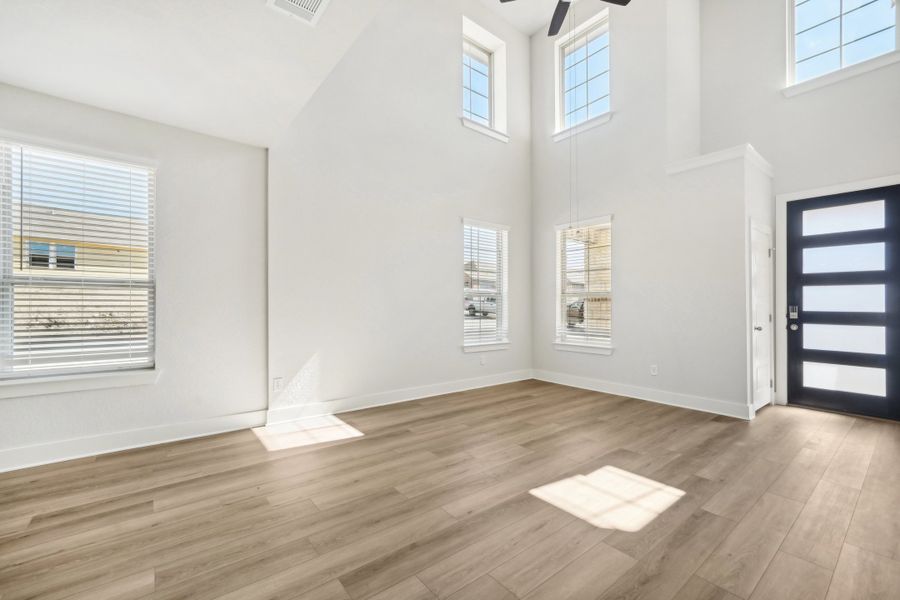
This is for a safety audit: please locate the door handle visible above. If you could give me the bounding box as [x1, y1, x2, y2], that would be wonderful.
[754, 326, 763, 331]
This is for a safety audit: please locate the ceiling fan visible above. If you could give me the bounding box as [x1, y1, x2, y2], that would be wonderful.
[500, 0, 632, 37]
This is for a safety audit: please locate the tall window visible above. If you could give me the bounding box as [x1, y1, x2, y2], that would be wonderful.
[463, 39, 492, 127]
[791, 0, 897, 83]
[463, 220, 509, 348]
[0, 141, 155, 378]
[556, 218, 612, 350]
[557, 11, 610, 132]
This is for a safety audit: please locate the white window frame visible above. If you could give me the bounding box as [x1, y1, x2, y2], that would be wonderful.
[461, 16, 509, 143]
[0, 137, 157, 384]
[786, 0, 900, 91]
[554, 9, 612, 140]
[554, 215, 613, 355]
[463, 218, 509, 352]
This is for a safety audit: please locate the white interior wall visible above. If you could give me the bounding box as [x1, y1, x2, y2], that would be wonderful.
[0, 84, 268, 470]
[700, 0, 900, 195]
[530, 0, 765, 419]
[266, 0, 533, 421]
[1, 0, 897, 469]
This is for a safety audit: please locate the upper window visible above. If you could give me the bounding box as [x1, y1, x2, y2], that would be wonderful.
[0, 141, 156, 378]
[463, 39, 492, 127]
[461, 17, 508, 138]
[556, 10, 610, 132]
[556, 218, 612, 350]
[791, 0, 897, 83]
[463, 220, 509, 348]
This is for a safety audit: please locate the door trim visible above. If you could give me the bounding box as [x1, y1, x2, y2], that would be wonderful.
[749, 220, 775, 416]
[775, 173, 900, 407]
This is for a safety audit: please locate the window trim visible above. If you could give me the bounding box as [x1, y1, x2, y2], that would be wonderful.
[461, 17, 509, 139]
[785, 0, 899, 88]
[463, 217, 510, 351]
[0, 136, 158, 382]
[554, 9, 611, 136]
[554, 215, 614, 355]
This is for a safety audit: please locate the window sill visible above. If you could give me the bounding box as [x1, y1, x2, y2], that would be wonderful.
[553, 342, 614, 356]
[460, 117, 509, 143]
[463, 342, 510, 353]
[783, 51, 900, 98]
[0, 368, 160, 400]
[553, 112, 613, 143]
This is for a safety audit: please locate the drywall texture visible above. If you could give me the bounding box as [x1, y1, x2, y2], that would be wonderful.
[700, 0, 900, 195]
[0, 83, 268, 454]
[267, 0, 533, 415]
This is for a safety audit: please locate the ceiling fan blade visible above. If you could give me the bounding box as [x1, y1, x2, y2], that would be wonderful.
[602, 0, 632, 5]
[548, 1, 570, 37]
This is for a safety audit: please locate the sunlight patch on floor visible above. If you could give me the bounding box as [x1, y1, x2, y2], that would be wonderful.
[252, 415, 363, 451]
[529, 465, 685, 532]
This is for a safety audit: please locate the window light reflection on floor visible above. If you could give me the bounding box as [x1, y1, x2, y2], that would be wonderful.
[529, 465, 685, 532]
[252, 415, 363, 451]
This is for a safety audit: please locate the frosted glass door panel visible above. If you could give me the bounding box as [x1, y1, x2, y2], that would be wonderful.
[803, 361, 887, 397]
[803, 243, 885, 274]
[802, 200, 884, 236]
[803, 285, 885, 312]
[804, 324, 886, 355]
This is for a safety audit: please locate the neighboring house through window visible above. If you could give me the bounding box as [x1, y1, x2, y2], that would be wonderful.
[463, 219, 509, 349]
[791, 0, 898, 83]
[556, 217, 612, 353]
[0, 141, 155, 378]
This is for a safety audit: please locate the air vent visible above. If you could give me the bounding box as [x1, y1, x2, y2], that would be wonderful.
[267, 0, 333, 26]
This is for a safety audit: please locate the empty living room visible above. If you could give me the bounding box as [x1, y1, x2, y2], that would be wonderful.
[1, 0, 899, 598]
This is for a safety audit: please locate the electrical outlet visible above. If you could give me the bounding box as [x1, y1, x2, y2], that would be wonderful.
[272, 377, 284, 392]
[649, 365, 659, 376]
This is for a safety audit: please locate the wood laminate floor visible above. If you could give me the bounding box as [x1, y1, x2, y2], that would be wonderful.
[2, 380, 899, 600]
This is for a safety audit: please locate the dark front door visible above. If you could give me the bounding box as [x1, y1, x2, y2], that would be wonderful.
[786, 185, 900, 421]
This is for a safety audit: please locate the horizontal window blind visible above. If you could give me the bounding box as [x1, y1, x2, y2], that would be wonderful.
[463, 221, 508, 346]
[0, 141, 155, 378]
[557, 221, 611, 346]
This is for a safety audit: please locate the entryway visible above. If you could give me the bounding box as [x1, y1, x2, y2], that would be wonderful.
[786, 185, 900, 420]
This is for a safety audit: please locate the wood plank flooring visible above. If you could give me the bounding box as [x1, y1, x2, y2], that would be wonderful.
[1, 380, 899, 600]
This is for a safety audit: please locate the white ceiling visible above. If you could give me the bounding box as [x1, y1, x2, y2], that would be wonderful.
[0, 0, 390, 147]
[478, 0, 559, 35]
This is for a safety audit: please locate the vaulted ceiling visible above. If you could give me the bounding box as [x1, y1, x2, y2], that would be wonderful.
[0, 0, 390, 147]
[478, 0, 558, 35]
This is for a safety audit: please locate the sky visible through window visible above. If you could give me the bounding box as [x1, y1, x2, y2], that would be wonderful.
[563, 27, 610, 129]
[462, 40, 491, 126]
[795, 0, 896, 82]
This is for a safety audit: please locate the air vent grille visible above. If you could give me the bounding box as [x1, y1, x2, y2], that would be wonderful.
[267, 0, 332, 26]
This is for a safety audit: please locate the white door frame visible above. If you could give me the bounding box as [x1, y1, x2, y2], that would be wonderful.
[774, 173, 900, 406]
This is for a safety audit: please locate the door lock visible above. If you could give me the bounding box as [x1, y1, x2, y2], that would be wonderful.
[788, 305, 799, 319]
[790, 323, 799, 331]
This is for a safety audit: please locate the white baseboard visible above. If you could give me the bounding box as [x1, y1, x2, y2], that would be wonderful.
[266, 369, 534, 425]
[0, 368, 751, 473]
[532, 369, 753, 421]
[0, 410, 267, 473]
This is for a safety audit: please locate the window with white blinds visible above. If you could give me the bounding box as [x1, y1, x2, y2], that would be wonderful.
[0, 141, 155, 379]
[463, 220, 509, 347]
[556, 218, 612, 348]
